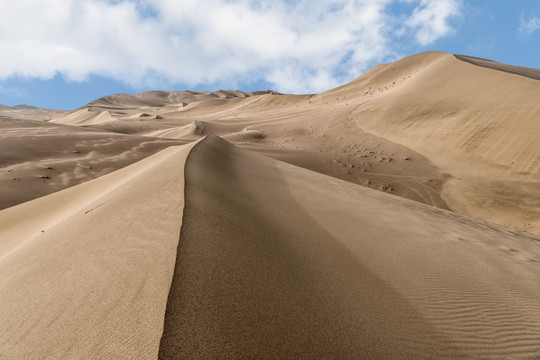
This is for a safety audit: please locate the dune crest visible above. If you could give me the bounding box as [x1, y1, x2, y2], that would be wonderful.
[1, 134, 540, 358]
[3, 51, 539, 236]
[0, 141, 198, 359]
[160, 136, 540, 359]
[1, 50, 540, 358]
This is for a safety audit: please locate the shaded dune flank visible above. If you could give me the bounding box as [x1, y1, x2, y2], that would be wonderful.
[159, 136, 540, 359]
[455, 54, 540, 81]
[1, 50, 540, 359]
[0, 136, 539, 358]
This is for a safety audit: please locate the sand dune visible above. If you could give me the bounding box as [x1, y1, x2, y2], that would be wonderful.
[2, 136, 539, 359]
[0, 117, 186, 210]
[47, 51, 538, 235]
[0, 141, 198, 359]
[52, 108, 116, 126]
[1, 51, 540, 358]
[455, 54, 540, 80]
[328, 52, 540, 234]
[0, 104, 64, 121]
[87, 89, 279, 110]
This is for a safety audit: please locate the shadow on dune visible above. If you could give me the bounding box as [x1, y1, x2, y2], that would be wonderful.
[455, 54, 540, 81]
[158, 135, 463, 359]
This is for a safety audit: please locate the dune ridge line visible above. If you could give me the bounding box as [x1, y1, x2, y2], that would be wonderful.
[0, 140, 200, 359]
[158, 135, 540, 359]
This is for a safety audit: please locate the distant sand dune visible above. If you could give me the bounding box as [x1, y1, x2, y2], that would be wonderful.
[1, 52, 540, 357]
[0, 117, 186, 210]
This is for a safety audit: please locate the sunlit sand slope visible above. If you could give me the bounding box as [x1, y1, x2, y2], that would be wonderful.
[0, 141, 197, 359]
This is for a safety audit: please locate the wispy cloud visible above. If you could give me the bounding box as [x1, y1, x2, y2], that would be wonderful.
[519, 15, 540, 35]
[404, 0, 462, 46]
[0, 0, 461, 94]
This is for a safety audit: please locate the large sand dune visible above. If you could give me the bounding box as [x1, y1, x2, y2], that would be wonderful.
[1, 52, 540, 358]
[41, 51, 540, 234]
[0, 141, 197, 358]
[1, 136, 540, 359]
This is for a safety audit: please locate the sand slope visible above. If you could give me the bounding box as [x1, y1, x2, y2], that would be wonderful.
[0, 117, 186, 210]
[48, 52, 539, 235]
[160, 136, 540, 359]
[0, 141, 197, 359]
[321, 52, 540, 234]
[1, 136, 540, 358]
[0, 104, 64, 121]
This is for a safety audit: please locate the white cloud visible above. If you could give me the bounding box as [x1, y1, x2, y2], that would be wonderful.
[519, 15, 540, 35]
[404, 0, 461, 46]
[0, 0, 461, 94]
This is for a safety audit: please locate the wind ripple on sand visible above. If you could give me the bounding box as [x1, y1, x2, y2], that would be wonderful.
[159, 136, 540, 359]
[0, 141, 198, 359]
[1, 135, 539, 359]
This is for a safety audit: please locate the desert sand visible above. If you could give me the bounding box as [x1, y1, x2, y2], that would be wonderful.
[1, 52, 540, 358]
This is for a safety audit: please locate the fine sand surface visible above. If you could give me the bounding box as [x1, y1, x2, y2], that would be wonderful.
[0, 141, 198, 359]
[160, 136, 540, 359]
[1, 52, 540, 358]
[0, 117, 186, 210]
[0, 104, 64, 121]
[455, 54, 540, 80]
[44, 51, 539, 235]
[2, 136, 539, 358]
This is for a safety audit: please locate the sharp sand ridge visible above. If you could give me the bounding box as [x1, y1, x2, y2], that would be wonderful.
[0, 141, 198, 359]
[158, 136, 540, 359]
[0, 136, 539, 358]
[22, 51, 536, 236]
[0, 50, 539, 358]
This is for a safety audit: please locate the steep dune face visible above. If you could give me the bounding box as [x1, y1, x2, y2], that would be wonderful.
[455, 54, 540, 81]
[321, 52, 540, 233]
[7, 51, 538, 236]
[2, 136, 539, 358]
[336, 52, 540, 176]
[161, 136, 540, 359]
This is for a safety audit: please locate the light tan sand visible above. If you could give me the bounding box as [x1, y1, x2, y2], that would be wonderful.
[325, 52, 540, 234]
[0, 141, 198, 359]
[0, 117, 186, 210]
[1, 135, 539, 358]
[160, 136, 540, 359]
[0, 104, 64, 121]
[51, 51, 538, 235]
[1, 51, 539, 357]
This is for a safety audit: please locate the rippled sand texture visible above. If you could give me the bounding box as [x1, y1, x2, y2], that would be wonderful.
[1, 52, 540, 358]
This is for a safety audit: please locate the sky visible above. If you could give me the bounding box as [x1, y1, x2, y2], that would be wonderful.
[0, 0, 539, 110]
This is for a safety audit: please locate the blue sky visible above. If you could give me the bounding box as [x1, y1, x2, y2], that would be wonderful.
[0, 0, 539, 110]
